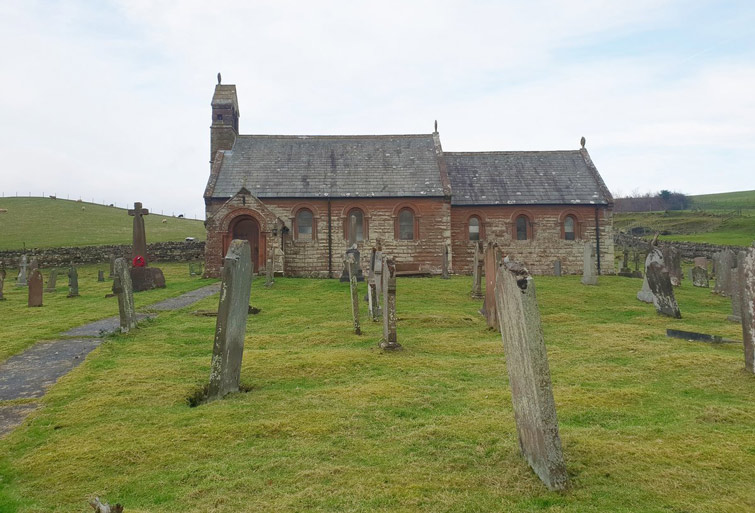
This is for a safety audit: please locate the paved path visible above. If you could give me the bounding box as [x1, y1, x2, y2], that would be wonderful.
[0, 283, 220, 438]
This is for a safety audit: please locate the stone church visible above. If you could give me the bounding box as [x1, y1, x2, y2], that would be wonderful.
[203, 81, 614, 278]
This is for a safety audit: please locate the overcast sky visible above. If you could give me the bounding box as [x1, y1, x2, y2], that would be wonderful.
[1, 1, 753, 219]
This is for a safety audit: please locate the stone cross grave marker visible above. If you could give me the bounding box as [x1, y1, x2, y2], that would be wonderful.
[380, 257, 401, 350]
[44, 269, 58, 292]
[67, 265, 79, 298]
[28, 268, 43, 307]
[553, 259, 561, 277]
[368, 247, 380, 321]
[618, 247, 632, 277]
[207, 239, 254, 401]
[691, 266, 709, 288]
[112, 257, 137, 333]
[739, 245, 755, 374]
[662, 245, 683, 287]
[0, 265, 6, 300]
[98, 270, 105, 282]
[728, 251, 745, 323]
[373, 247, 384, 321]
[340, 215, 364, 283]
[494, 260, 569, 491]
[632, 251, 644, 278]
[482, 242, 501, 330]
[646, 250, 681, 318]
[16, 254, 28, 287]
[128, 202, 150, 263]
[471, 241, 484, 299]
[581, 243, 598, 285]
[346, 253, 362, 335]
[441, 243, 450, 279]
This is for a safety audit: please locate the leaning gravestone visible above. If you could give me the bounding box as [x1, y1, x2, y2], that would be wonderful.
[44, 269, 58, 292]
[67, 265, 79, 298]
[471, 241, 484, 299]
[661, 245, 683, 286]
[128, 202, 166, 292]
[581, 243, 598, 285]
[0, 266, 6, 300]
[494, 260, 569, 491]
[346, 253, 361, 335]
[380, 257, 401, 350]
[112, 257, 137, 333]
[637, 249, 664, 303]
[16, 254, 28, 287]
[691, 266, 709, 288]
[728, 252, 745, 323]
[739, 245, 755, 374]
[646, 259, 682, 318]
[207, 240, 254, 402]
[28, 269, 43, 307]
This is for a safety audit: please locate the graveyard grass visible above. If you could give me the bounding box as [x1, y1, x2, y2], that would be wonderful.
[1, 273, 754, 512]
[0, 197, 205, 250]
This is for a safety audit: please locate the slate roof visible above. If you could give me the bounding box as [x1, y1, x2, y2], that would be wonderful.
[211, 85, 239, 114]
[444, 150, 613, 206]
[209, 134, 447, 199]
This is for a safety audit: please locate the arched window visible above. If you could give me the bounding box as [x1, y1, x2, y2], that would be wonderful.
[516, 215, 529, 241]
[468, 216, 481, 241]
[564, 215, 576, 240]
[398, 208, 415, 240]
[296, 208, 313, 240]
[345, 208, 365, 242]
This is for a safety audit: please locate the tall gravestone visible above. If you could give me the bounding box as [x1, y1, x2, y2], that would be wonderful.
[109, 254, 116, 279]
[207, 240, 254, 401]
[728, 252, 745, 323]
[662, 245, 683, 286]
[637, 249, 663, 303]
[340, 216, 364, 282]
[373, 247, 384, 321]
[713, 249, 735, 296]
[28, 269, 43, 307]
[346, 253, 361, 335]
[98, 270, 105, 282]
[618, 248, 632, 277]
[128, 202, 166, 292]
[0, 265, 6, 300]
[112, 258, 137, 333]
[646, 253, 681, 318]
[265, 251, 274, 288]
[44, 269, 58, 292]
[441, 243, 450, 279]
[739, 245, 755, 374]
[67, 265, 79, 298]
[471, 241, 484, 299]
[16, 254, 28, 287]
[632, 251, 643, 278]
[380, 257, 401, 350]
[581, 243, 598, 286]
[482, 242, 501, 330]
[494, 260, 569, 491]
[368, 248, 380, 321]
[553, 259, 561, 277]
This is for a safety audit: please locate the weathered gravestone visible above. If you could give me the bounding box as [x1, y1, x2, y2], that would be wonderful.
[207, 240, 254, 401]
[128, 202, 166, 292]
[67, 265, 79, 298]
[28, 269, 43, 307]
[29, 258, 39, 273]
[581, 243, 598, 286]
[691, 266, 709, 288]
[471, 241, 484, 299]
[340, 216, 364, 282]
[368, 248, 380, 321]
[189, 261, 204, 276]
[693, 256, 708, 270]
[713, 249, 736, 296]
[0, 265, 6, 300]
[44, 269, 58, 292]
[646, 256, 682, 318]
[373, 247, 384, 321]
[637, 248, 664, 303]
[481, 242, 501, 330]
[441, 243, 450, 279]
[346, 253, 361, 335]
[618, 248, 633, 277]
[494, 260, 569, 491]
[380, 257, 401, 350]
[632, 251, 643, 278]
[739, 245, 755, 373]
[16, 254, 28, 287]
[661, 245, 683, 286]
[112, 258, 137, 333]
[553, 259, 561, 277]
[98, 270, 105, 282]
[728, 252, 745, 323]
[265, 252, 274, 288]
[109, 254, 116, 279]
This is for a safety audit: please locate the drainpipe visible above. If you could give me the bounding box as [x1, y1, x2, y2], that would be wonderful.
[328, 198, 333, 278]
[595, 207, 601, 275]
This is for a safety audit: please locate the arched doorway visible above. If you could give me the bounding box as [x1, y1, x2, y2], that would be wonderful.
[229, 216, 260, 272]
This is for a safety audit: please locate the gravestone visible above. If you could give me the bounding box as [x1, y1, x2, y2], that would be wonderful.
[29, 258, 39, 273]
[373, 247, 384, 321]
[581, 243, 598, 285]
[112, 257, 137, 333]
[98, 270, 105, 282]
[67, 265, 79, 298]
[637, 249, 664, 303]
[494, 260, 569, 491]
[189, 261, 204, 276]
[368, 248, 380, 321]
[339, 216, 364, 282]
[380, 257, 401, 350]
[265, 252, 274, 288]
[441, 243, 450, 279]
[618, 248, 632, 277]
[471, 241, 484, 299]
[207, 240, 254, 401]
[632, 251, 643, 278]
[44, 269, 58, 292]
[346, 253, 361, 335]
[108, 254, 115, 278]
[713, 249, 735, 296]
[691, 266, 709, 288]
[28, 269, 43, 307]
[739, 245, 755, 373]
[553, 259, 561, 277]
[16, 254, 28, 287]
[693, 256, 708, 270]
[0, 265, 6, 300]
[646, 259, 681, 318]
[728, 252, 745, 323]
[482, 242, 501, 330]
[128, 202, 166, 292]
[662, 246, 683, 286]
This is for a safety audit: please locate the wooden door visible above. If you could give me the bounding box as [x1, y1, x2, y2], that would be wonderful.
[232, 217, 260, 272]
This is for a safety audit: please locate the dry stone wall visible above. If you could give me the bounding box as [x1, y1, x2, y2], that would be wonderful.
[614, 232, 748, 260]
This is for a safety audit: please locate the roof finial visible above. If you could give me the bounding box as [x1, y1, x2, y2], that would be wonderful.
[580, 136, 586, 149]
[434, 120, 438, 133]
[217, 72, 222, 85]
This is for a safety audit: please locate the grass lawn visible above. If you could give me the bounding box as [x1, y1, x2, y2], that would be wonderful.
[0, 197, 205, 250]
[0, 274, 753, 512]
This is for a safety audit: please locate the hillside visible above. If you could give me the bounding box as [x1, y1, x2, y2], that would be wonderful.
[0, 197, 205, 250]
[688, 189, 755, 213]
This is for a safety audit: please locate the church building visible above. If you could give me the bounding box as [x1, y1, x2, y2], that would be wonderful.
[203, 81, 614, 278]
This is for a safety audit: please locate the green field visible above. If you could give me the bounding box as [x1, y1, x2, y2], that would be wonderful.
[613, 210, 755, 246]
[0, 197, 205, 250]
[688, 189, 755, 214]
[1, 274, 752, 512]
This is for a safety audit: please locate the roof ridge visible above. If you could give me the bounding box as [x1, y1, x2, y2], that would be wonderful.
[444, 150, 581, 156]
[237, 134, 434, 140]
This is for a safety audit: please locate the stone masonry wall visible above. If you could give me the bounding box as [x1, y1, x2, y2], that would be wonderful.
[451, 205, 614, 275]
[0, 241, 205, 268]
[614, 232, 748, 260]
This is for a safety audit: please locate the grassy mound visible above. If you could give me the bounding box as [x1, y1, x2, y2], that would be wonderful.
[0, 197, 205, 250]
